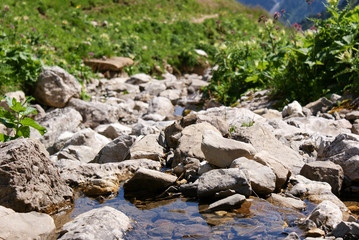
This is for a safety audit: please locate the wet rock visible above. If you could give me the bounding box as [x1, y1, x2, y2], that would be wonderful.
[130, 134, 165, 161]
[202, 130, 257, 168]
[95, 123, 132, 139]
[284, 232, 300, 240]
[82, 178, 119, 196]
[330, 221, 359, 239]
[34, 66, 82, 107]
[317, 133, 359, 182]
[0, 206, 56, 240]
[123, 168, 177, 197]
[67, 98, 121, 128]
[56, 128, 110, 163]
[300, 161, 344, 195]
[179, 182, 198, 198]
[56, 159, 161, 189]
[92, 135, 135, 163]
[197, 168, 251, 199]
[0, 138, 73, 213]
[33, 107, 83, 153]
[233, 123, 304, 174]
[307, 200, 343, 231]
[230, 157, 276, 195]
[304, 97, 333, 116]
[208, 194, 246, 211]
[267, 193, 306, 211]
[253, 151, 291, 191]
[304, 228, 325, 238]
[173, 122, 220, 167]
[58, 206, 131, 240]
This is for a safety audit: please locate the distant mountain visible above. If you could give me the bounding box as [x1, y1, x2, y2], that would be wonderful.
[236, 0, 327, 23]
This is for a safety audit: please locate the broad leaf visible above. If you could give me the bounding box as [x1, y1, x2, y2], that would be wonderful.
[20, 117, 47, 135]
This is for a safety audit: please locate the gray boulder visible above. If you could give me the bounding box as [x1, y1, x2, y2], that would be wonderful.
[130, 134, 164, 161]
[173, 122, 220, 167]
[208, 194, 246, 211]
[307, 200, 343, 230]
[300, 161, 344, 195]
[123, 168, 177, 197]
[93, 135, 135, 164]
[317, 133, 359, 182]
[304, 97, 333, 116]
[202, 130, 257, 168]
[234, 123, 305, 174]
[146, 96, 174, 117]
[266, 193, 306, 211]
[33, 107, 83, 153]
[0, 138, 73, 213]
[0, 206, 56, 240]
[67, 98, 121, 128]
[331, 221, 359, 239]
[230, 157, 276, 195]
[197, 168, 251, 199]
[95, 123, 132, 139]
[282, 101, 304, 118]
[254, 151, 291, 191]
[34, 66, 82, 107]
[58, 206, 131, 240]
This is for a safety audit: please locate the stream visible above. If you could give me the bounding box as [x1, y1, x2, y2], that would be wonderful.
[66, 184, 319, 240]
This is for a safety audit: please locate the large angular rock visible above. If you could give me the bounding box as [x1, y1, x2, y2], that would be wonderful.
[288, 175, 347, 212]
[58, 206, 131, 240]
[307, 200, 343, 230]
[67, 98, 121, 128]
[233, 123, 305, 174]
[130, 134, 164, 161]
[208, 194, 246, 211]
[230, 157, 276, 195]
[33, 107, 83, 153]
[174, 122, 220, 166]
[34, 66, 82, 107]
[304, 97, 333, 116]
[253, 151, 291, 191]
[282, 101, 303, 117]
[331, 221, 359, 239]
[202, 130, 256, 168]
[0, 206, 56, 240]
[93, 135, 135, 164]
[317, 133, 359, 182]
[123, 168, 177, 197]
[0, 138, 73, 213]
[56, 128, 110, 163]
[197, 168, 252, 199]
[56, 159, 161, 189]
[300, 161, 344, 195]
[146, 96, 174, 117]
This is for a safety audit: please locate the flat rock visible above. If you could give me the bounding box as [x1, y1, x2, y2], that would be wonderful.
[58, 206, 131, 240]
[84, 57, 134, 72]
[202, 130, 256, 168]
[0, 138, 73, 214]
[123, 168, 177, 197]
[95, 123, 132, 139]
[197, 168, 251, 199]
[93, 135, 135, 163]
[130, 134, 164, 161]
[0, 206, 56, 240]
[208, 194, 246, 211]
[267, 193, 306, 211]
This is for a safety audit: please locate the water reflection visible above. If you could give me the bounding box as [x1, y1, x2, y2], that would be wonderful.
[71, 187, 308, 239]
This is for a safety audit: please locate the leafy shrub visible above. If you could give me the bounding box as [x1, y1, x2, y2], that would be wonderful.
[0, 96, 46, 142]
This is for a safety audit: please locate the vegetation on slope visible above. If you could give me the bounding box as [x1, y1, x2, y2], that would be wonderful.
[0, 0, 265, 95]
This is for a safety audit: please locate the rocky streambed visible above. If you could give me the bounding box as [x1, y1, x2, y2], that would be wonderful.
[1, 66, 359, 239]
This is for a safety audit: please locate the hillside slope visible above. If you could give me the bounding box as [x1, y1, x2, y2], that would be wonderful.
[0, 0, 267, 94]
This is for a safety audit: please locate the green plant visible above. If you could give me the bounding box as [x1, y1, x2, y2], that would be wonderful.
[0, 96, 46, 142]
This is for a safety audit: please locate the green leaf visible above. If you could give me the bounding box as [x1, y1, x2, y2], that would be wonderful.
[245, 75, 258, 83]
[20, 117, 47, 135]
[343, 35, 354, 45]
[16, 126, 31, 138]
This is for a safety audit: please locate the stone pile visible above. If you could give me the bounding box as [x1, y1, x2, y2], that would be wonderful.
[0, 65, 358, 239]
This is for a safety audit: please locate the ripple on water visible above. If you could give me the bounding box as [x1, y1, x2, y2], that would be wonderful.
[70, 187, 308, 239]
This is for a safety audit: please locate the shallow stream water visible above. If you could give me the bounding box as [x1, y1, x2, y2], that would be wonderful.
[67, 184, 319, 240]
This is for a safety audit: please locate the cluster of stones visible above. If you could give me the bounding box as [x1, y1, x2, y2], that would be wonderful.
[0, 66, 359, 239]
